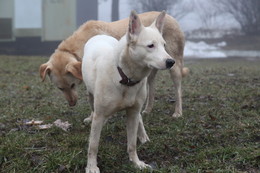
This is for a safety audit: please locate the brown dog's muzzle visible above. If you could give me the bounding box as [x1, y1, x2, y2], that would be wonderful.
[68, 99, 77, 107]
[64, 90, 78, 107]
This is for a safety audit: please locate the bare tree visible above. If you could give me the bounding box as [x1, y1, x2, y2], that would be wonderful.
[130, 0, 190, 20]
[195, 1, 220, 29]
[172, 0, 194, 20]
[217, 0, 260, 35]
[133, 0, 178, 11]
[100, 0, 120, 21]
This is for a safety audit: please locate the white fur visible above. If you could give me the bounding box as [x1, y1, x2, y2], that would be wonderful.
[82, 11, 174, 173]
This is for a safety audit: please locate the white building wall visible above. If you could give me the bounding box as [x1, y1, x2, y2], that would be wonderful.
[0, 0, 14, 18]
[14, 0, 42, 28]
[42, 0, 76, 41]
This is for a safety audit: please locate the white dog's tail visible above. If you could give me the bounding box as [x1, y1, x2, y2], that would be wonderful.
[182, 67, 189, 77]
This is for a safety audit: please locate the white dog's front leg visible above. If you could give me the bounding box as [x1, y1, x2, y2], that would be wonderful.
[126, 109, 151, 170]
[85, 112, 106, 173]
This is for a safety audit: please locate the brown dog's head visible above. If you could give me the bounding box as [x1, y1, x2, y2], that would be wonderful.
[39, 51, 82, 106]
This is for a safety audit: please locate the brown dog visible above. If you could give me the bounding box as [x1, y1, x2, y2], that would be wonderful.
[39, 11, 188, 117]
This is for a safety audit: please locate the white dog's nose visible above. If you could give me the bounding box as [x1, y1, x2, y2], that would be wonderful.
[166, 59, 175, 68]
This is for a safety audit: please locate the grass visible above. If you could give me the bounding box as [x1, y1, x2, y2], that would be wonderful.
[0, 55, 259, 173]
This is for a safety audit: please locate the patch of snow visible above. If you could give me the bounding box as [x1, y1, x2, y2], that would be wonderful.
[184, 41, 260, 58]
[224, 50, 260, 58]
[184, 41, 227, 58]
[185, 29, 242, 39]
[215, 41, 227, 47]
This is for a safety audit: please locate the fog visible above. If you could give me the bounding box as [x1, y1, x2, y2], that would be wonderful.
[14, 0, 239, 31]
[2, 0, 259, 57]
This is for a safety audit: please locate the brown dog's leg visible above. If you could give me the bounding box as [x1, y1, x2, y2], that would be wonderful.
[170, 61, 183, 117]
[137, 115, 150, 143]
[84, 93, 94, 123]
[142, 69, 158, 114]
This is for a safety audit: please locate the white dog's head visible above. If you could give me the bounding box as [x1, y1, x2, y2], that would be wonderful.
[127, 10, 175, 70]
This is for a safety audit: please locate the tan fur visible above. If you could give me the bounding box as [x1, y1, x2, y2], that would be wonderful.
[39, 11, 188, 116]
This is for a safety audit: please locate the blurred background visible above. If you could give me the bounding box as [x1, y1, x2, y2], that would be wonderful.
[0, 0, 259, 58]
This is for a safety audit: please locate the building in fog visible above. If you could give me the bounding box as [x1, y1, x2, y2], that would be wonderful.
[0, 0, 98, 55]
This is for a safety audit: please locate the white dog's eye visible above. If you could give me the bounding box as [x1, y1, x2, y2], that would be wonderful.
[147, 44, 154, 48]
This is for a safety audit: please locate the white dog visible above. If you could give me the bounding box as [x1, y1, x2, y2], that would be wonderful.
[82, 11, 175, 173]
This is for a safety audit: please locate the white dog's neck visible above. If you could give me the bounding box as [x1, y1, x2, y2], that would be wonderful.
[117, 37, 151, 85]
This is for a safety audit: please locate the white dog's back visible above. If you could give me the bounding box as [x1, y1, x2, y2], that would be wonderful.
[82, 35, 118, 93]
[83, 35, 118, 62]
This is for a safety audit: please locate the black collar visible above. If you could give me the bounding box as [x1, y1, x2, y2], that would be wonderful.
[117, 66, 140, 86]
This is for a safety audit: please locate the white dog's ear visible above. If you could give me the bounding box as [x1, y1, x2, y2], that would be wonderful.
[66, 61, 82, 80]
[39, 63, 51, 82]
[152, 10, 166, 33]
[128, 10, 143, 42]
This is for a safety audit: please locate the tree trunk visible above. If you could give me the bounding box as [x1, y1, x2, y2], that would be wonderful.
[76, 0, 98, 27]
[111, 0, 119, 21]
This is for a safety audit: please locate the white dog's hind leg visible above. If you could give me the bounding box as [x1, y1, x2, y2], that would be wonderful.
[126, 109, 151, 169]
[137, 116, 150, 144]
[170, 64, 183, 118]
[85, 113, 106, 173]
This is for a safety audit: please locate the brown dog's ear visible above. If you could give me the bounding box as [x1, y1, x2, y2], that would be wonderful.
[152, 10, 166, 33]
[39, 63, 51, 82]
[66, 61, 82, 80]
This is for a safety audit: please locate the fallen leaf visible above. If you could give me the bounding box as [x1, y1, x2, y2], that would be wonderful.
[23, 85, 31, 90]
[209, 114, 217, 121]
[53, 119, 71, 131]
[23, 119, 72, 132]
[38, 124, 53, 130]
[25, 120, 43, 125]
[227, 73, 235, 77]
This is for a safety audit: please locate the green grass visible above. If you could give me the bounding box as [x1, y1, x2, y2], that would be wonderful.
[0, 55, 259, 173]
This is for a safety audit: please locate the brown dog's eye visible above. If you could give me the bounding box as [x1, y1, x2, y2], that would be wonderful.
[58, 87, 65, 91]
[147, 44, 154, 48]
[71, 83, 75, 89]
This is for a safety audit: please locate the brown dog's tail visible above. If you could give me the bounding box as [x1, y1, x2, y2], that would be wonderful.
[182, 67, 189, 77]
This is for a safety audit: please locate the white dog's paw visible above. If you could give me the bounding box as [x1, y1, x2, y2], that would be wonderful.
[134, 160, 152, 170]
[172, 112, 182, 118]
[85, 166, 100, 173]
[138, 133, 150, 144]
